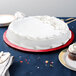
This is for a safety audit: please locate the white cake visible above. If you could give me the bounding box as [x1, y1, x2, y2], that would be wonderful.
[6, 16, 71, 50]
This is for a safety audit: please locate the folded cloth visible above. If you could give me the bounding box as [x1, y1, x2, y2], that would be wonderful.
[2, 56, 14, 76]
[0, 51, 14, 76]
[5, 70, 10, 76]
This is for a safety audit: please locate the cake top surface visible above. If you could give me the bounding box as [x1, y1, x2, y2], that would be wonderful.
[8, 16, 70, 39]
[69, 43, 76, 53]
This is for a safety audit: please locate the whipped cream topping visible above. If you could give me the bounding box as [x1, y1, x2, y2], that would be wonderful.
[14, 11, 25, 19]
[9, 16, 69, 39]
[68, 43, 76, 54]
[34, 16, 68, 30]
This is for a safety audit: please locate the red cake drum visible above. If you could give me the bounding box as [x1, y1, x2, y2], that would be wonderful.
[3, 13, 74, 52]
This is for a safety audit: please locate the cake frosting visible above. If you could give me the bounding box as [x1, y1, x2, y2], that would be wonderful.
[6, 15, 71, 50]
[68, 43, 76, 54]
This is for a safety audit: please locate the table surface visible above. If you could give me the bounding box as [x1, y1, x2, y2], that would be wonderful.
[0, 17, 76, 76]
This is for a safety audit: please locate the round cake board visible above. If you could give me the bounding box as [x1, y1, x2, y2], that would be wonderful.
[3, 30, 74, 52]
